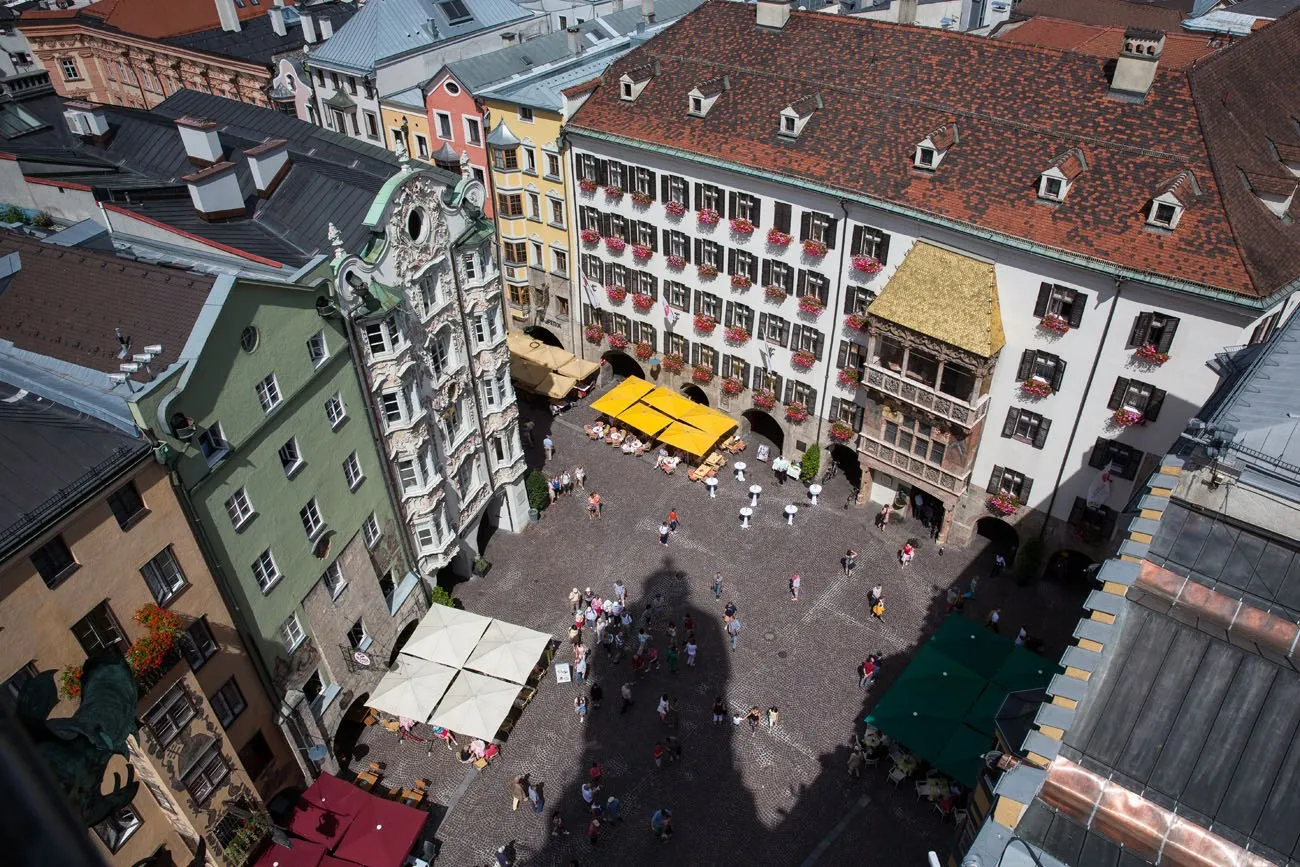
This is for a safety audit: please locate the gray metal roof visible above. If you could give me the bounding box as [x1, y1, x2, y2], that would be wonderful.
[163, 1, 359, 66]
[307, 0, 535, 75]
[484, 49, 626, 111]
[485, 119, 520, 147]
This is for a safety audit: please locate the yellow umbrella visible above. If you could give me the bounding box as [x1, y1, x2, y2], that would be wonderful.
[658, 421, 721, 457]
[618, 403, 674, 437]
[642, 387, 703, 421]
[590, 377, 654, 416]
[679, 404, 738, 438]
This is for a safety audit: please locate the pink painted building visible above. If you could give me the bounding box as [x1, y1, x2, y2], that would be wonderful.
[420, 69, 492, 215]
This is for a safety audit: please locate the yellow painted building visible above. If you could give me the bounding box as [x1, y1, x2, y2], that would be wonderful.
[379, 87, 434, 163]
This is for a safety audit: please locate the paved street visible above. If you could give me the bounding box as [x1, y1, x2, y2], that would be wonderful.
[355, 386, 1086, 867]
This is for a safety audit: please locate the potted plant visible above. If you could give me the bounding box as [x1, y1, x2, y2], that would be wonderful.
[580, 228, 600, 244]
[604, 185, 624, 200]
[632, 244, 653, 263]
[579, 177, 598, 194]
[608, 332, 629, 349]
[1111, 408, 1143, 427]
[665, 200, 686, 218]
[799, 442, 820, 481]
[722, 376, 745, 396]
[797, 295, 826, 316]
[604, 236, 626, 253]
[584, 323, 605, 344]
[666, 254, 687, 269]
[526, 469, 550, 517]
[767, 228, 792, 247]
[852, 254, 884, 274]
[692, 364, 714, 384]
[987, 493, 1020, 516]
[697, 263, 719, 279]
[632, 293, 655, 312]
[764, 284, 788, 302]
[844, 313, 868, 331]
[472, 557, 492, 577]
[753, 388, 777, 409]
[1134, 344, 1169, 365]
[730, 217, 755, 236]
[661, 352, 685, 373]
[634, 341, 655, 360]
[785, 401, 810, 423]
[631, 190, 653, 207]
[1039, 313, 1070, 335]
[694, 312, 718, 334]
[829, 421, 855, 442]
[697, 207, 721, 227]
[724, 325, 750, 345]
[803, 238, 828, 257]
[791, 350, 816, 370]
[1021, 379, 1053, 399]
[59, 665, 84, 700]
[837, 368, 860, 388]
[605, 283, 628, 303]
[730, 274, 753, 290]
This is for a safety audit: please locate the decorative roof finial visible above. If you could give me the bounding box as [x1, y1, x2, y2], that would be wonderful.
[394, 135, 410, 170]
[328, 222, 344, 259]
[460, 150, 473, 181]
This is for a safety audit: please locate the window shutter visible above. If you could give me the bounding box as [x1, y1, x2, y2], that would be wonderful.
[825, 216, 839, 249]
[648, 225, 658, 252]
[774, 202, 792, 233]
[694, 237, 702, 263]
[661, 175, 669, 202]
[761, 259, 772, 286]
[682, 234, 691, 264]
[644, 169, 657, 198]
[727, 191, 737, 218]
[727, 248, 737, 276]
[877, 232, 891, 264]
[843, 285, 857, 315]
[1050, 358, 1066, 391]
[716, 188, 726, 218]
[830, 397, 842, 421]
[783, 379, 794, 404]
[1020, 476, 1034, 502]
[1107, 378, 1129, 410]
[813, 332, 825, 360]
[851, 225, 865, 256]
[1127, 312, 1153, 349]
[987, 466, 1005, 495]
[1032, 417, 1052, 450]
[837, 341, 849, 368]
[1016, 350, 1035, 382]
[1156, 317, 1180, 353]
[1144, 388, 1166, 421]
[694, 182, 703, 210]
[599, 212, 611, 237]
[758, 313, 768, 339]
[751, 195, 762, 228]
[1001, 408, 1020, 438]
[691, 342, 699, 365]
[797, 269, 808, 296]
[595, 159, 608, 185]
[747, 254, 759, 281]
[1067, 292, 1086, 328]
[1068, 496, 1086, 526]
[790, 324, 802, 349]
[1101, 506, 1118, 538]
[1033, 283, 1051, 317]
[725, 301, 736, 327]
[799, 211, 812, 242]
[1122, 447, 1144, 480]
[1088, 437, 1110, 469]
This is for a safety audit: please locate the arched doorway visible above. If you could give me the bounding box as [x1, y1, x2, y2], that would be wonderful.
[524, 325, 563, 347]
[333, 692, 370, 765]
[742, 408, 784, 454]
[828, 443, 862, 489]
[476, 490, 502, 553]
[387, 619, 420, 667]
[681, 384, 709, 406]
[601, 350, 644, 380]
[976, 516, 1019, 554]
[1045, 549, 1097, 585]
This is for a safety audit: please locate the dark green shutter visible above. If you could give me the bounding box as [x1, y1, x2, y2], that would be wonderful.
[1107, 378, 1130, 410]
[1032, 418, 1051, 450]
[987, 466, 1005, 495]
[1002, 408, 1020, 438]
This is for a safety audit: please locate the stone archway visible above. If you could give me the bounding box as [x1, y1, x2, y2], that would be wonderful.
[524, 324, 563, 347]
[976, 516, 1020, 554]
[601, 350, 644, 380]
[387, 619, 420, 667]
[332, 692, 370, 765]
[828, 443, 862, 489]
[681, 384, 709, 406]
[741, 408, 784, 454]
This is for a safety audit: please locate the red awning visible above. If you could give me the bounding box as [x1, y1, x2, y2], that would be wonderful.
[320, 857, 359, 867]
[331, 797, 426, 867]
[251, 838, 326, 867]
[288, 775, 370, 846]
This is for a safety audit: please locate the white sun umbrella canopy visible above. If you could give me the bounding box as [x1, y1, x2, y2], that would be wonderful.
[402, 605, 492, 668]
[464, 620, 553, 685]
[427, 670, 522, 741]
[367, 654, 458, 720]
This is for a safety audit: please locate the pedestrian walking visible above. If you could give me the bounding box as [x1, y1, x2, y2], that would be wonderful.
[724, 601, 737, 622]
[497, 841, 519, 866]
[899, 542, 916, 567]
[746, 705, 762, 735]
[604, 796, 622, 824]
[511, 775, 529, 811]
[613, 579, 626, 604]
[871, 597, 886, 624]
[587, 818, 601, 846]
[589, 761, 603, 788]
[569, 587, 583, 616]
[587, 493, 599, 520]
[528, 781, 544, 812]
[581, 782, 599, 807]
[712, 696, 727, 724]
[789, 573, 801, 602]
[667, 644, 679, 674]
[859, 653, 881, 689]
[620, 681, 634, 714]
[575, 465, 586, 490]
[561, 470, 572, 494]
[945, 586, 959, 613]
[653, 741, 665, 768]
[875, 504, 890, 530]
[843, 549, 859, 578]
[636, 628, 650, 655]
[651, 809, 673, 841]
[666, 621, 677, 644]
[685, 638, 697, 667]
[869, 584, 883, 608]
[991, 552, 1007, 579]
[657, 694, 671, 723]
[848, 748, 864, 778]
[647, 645, 660, 670]
[551, 814, 570, 837]
[668, 509, 679, 533]
[666, 736, 683, 762]
[683, 613, 695, 633]
[986, 608, 1001, 633]
[589, 681, 603, 710]
[658, 521, 670, 545]
[965, 575, 980, 599]
[548, 476, 559, 504]
[631, 652, 644, 679]
[543, 434, 554, 460]
[593, 492, 603, 519]
[727, 617, 742, 650]
[574, 695, 588, 723]
[575, 654, 588, 684]
[767, 707, 780, 729]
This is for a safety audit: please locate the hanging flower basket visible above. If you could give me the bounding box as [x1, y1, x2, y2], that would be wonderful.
[730, 274, 753, 290]
[605, 284, 627, 303]
[631, 293, 655, 313]
[803, 238, 828, 257]
[61, 604, 185, 699]
[767, 228, 792, 247]
[694, 312, 718, 334]
[632, 244, 653, 263]
[837, 368, 860, 388]
[666, 254, 686, 270]
[764, 284, 788, 302]
[634, 341, 655, 360]
[791, 350, 816, 370]
[665, 200, 686, 218]
[580, 228, 600, 245]
[844, 313, 869, 332]
[584, 324, 605, 344]
[697, 208, 721, 227]
[730, 217, 755, 236]
[784, 402, 810, 423]
[692, 364, 715, 384]
[604, 185, 624, 200]
[1021, 379, 1053, 399]
[59, 665, 84, 700]
[753, 388, 777, 410]
[697, 263, 719, 279]
[631, 190, 653, 207]
[579, 177, 598, 194]
[987, 493, 1020, 516]
[829, 420, 855, 443]
[722, 376, 745, 396]
[1111, 408, 1143, 427]
[1039, 313, 1070, 335]
[797, 295, 826, 316]
[661, 352, 685, 373]
[604, 236, 626, 253]
[852, 254, 884, 275]
[724, 325, 750, 345]
[608, 332, 630, 349]
[1134, 344, 1169, 365]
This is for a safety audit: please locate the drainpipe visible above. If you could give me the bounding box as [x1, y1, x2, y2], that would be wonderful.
[1040, 277, 1124, 538]
[814, 198, 853, 445]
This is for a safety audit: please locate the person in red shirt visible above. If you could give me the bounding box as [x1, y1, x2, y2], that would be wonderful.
[653, 742, 665, 768]
[589, 761, 602, 787]
[668, 509, 679, 533]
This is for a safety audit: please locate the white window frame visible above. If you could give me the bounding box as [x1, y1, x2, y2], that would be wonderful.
[307, 330, 328, 367]
[545, 152, 561, 179]
[141, 547, 187, 604]
[363, 513, 381, 549]
[280, 612, 305, 652]
[252, 549, 281, 593]
[225, 488, 254, 529]
[435, 111, 453, 140]
[255, 373, 282, 413]
[414, 519, 439, 552]
[321, 561, 346, 600]
[325, 392, 347, 428]
[464, 116, 482, 146]
[300, 498, 325, 540]
[198, 422, 229, 467]
[343, 452, 364, 490]
[278, 437, 304, 477]
[396, 456, 425, 493]
[380, 388, 409, 427]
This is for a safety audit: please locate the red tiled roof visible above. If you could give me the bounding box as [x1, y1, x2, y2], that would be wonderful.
[22, 0, 295, 39]
[1049, 147, 1089, 180]
[997, 17, 1221, 70]
[0, 232, 214, 379]
[1010, 0, 1187, 31]
[567, 2, 1300, 299]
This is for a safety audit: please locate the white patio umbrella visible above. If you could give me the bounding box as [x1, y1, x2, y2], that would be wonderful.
[366, 654, 458, 721]
[427, 670, 522, 741]
[464, 620, 553, 685]
[402, 605, 492, 668]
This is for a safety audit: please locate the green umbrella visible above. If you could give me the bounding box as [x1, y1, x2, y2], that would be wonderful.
[991, 645, 1060, 693]
[931, 724, 996, 788]
[926, 615, 1014, 680]
[865, 645, 987, 757]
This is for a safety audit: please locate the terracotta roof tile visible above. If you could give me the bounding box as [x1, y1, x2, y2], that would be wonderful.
[1276, 142, 1300, 163]
[1049, 147, 1089, 180]
[1244, 170, 1298, 197]
[927, 123, 959, 151]
[568, 2, 1300, 299]
[997, 17, 1220, 70]
[22, 0, 296, 40]
[1010, 0, 1186, 31]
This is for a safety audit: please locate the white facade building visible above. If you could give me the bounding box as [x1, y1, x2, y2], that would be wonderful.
[331, 150, 529, 578]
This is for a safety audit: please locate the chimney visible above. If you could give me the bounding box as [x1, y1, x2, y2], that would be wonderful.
[244, 138, 291, 198]
[214, 0, 241, 32]
[174, 116, 224, 166]
[899, 0, 918, 25]
[567, 25, 582, 55]
[756, 0, 792, 29]
[182, 162, 246, 222]
[301, 13, 318, 44]
[63, 99, 112, 144]
[642, 0, 655, 24]
[269, 6, 287, 36]
[612, 0, 625, 11]
[1110, 28, 1165, 100]
[319, 17, 334, 39]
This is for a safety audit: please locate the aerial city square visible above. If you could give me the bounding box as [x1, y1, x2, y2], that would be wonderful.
[1, 0, 1299, 866]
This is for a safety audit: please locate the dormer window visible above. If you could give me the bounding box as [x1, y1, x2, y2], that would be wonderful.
[1147, 171, 1197, 231]
[782, 116, 797, 135]
[915, 146, 936, 169]
[687, 77, 728, 119]
[1040, 176, 1064, 201]
[690, 97, 704, 115]
[619, 64, 654, 102]
[1038, 148, 1087, 203]
[913, 124, 957, 172]
[622, 82, 633, 99]
[1150, 202, 1178, 227]
[779, 94, 822, 141]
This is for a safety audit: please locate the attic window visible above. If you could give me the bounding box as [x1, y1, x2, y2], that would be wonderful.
[915, 146, 936, 169]
[440, 0, 472, 24]
[621, 82, 633, 100]
[1041, 177, 1064, 200]
[782, 116, 796, 135]
[1148, 201, 1179, 229]
[690, 96, 703, 116]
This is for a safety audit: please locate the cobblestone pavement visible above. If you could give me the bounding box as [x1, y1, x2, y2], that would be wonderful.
[362, 388, 1088, 867]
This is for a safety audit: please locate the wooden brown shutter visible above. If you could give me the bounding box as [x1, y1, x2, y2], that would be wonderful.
[1032, 417, 1052, 450]
[987, 466, 1005, 494]
[825, 216, 839, 249]
[1067, 291, 1085, 328]
[1156, 317, 1180, 353]
[1002, 408, 1020, 438]
[799, 210, 812, 242]
[1127, 312, 1153, 349]
[1050, 358, 1066, 391]
[1144, 388, 1166, 421]
[1107, 378, 1130, 410]
[1088, 437, 1111, 469]
[1033, 283, 1051, 317]
[1017, 350, 1035, 382]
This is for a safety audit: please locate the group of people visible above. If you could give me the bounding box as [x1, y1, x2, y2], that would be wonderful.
[589, 420, 650, 455]
[546, 466, 588, 504]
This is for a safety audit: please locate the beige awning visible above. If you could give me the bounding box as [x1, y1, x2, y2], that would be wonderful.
[367, 655, 458, 721]
[507, 331, 598, 390]
[428, 670, 523, 742]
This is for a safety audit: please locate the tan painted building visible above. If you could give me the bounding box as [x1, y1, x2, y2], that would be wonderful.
[0, 392, 299, 867]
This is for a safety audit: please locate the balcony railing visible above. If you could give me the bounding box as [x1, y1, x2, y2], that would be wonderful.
[858, 433, 972, 494]
[865, 365, 988, 427]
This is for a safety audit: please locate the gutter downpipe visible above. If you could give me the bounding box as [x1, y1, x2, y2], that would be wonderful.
[1040, 277, 1124, 538]
[814, 198, 853, 446]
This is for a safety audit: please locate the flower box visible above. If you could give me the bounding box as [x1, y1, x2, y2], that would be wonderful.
[1020, 378, 1053, 399]
[661, 352, 685, 373]
[697, 207, 721, 227]
[632, 293, 655, 313]
[730, 217, 755, 236]
[666, 254, 686, 269]
[791, 350, 816, 370]
[608, 332, 629, 349]
[605, 284, 627, 303]
[837, 368, 860, 388]
[604, 236, 626, 253]
[767, 228, 792, 247]
[1111, 408, 1143, 427]
[634, 341, 655, 360]
[665, 200, 686, 218]
[694, 312, 718, 334]
[753, 388, 777, 410]
[579, 177, 598, 194]
[844, 313, 869, 332]
[852, 254, 884, 274]
[803, 238, 828, 257]
[580, 228, 600, 244]
[987, 494, 1020, 516]
[692, 364, 715, 384]
[632, 244, 653, 263]
[724, 325, 750, 345]
[1134, 344, 1169, 365]
[697, 263, 719, 279]
[730, 274, 753, 290]
[797, 294, 826, 316]
[829, 420, 856, 443]
[764, 284, 788, 302]
[631, 190, 653, 207]
[61, 604, 185, 700]
[604, 185, 624, 200]
[584, 324, 605, 344]
[1039, 313, 1070, 335]
[784, 402, 810, 422]
[722, 376, 745, 396]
